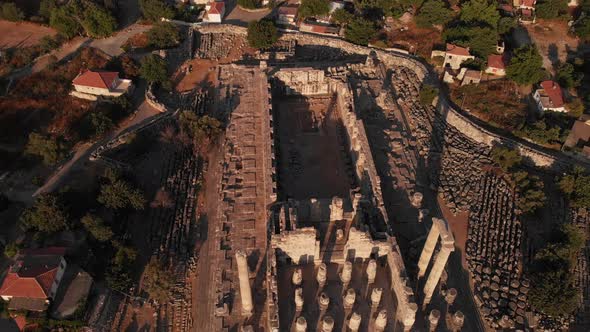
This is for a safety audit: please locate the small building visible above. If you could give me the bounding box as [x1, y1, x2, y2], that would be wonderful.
[71, 69, 133, 100]
[205, 1, 225, 23]
[277, 3, 299, 26]
[485, 54, 506, 76]
[329, 1, 345, 13]
[0, 248, 68, 312]
[460, 69, 482, 86]
[442, 44, 475, 70]
[515, 0, 536, 23]
[533, 80, 566, 113]
[564, 114, 590, 157]
[299, 20, 340, 36]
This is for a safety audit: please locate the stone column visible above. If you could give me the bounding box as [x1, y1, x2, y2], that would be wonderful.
[295, 287, 304, 312]
[321, 315, 334, 332]
[423, 244, 454, 307]
[401, 303, 418, 332]
[317, 263, 327, 289]
[348, 312, 362, 332]
[235, 250, 253, 317]
[295, 316, 308, 332]
[343, 288, 356, 309]
[411, 192, 423, 208]
[370, 287, 382, 308]
[366, 259, 377, 284]
[319, 292, 330, 312]
[417, 221, 441, 278]
[340, 261, 352, 292]
[445, 288, 457, 306]
[375, 309, 387, 331]
[330, 197, 344, 221]
[451, 311, 465, 332]
[292, 268, 303, 286]
[241, 325, 254, 332]
[428, 310, 440, 332]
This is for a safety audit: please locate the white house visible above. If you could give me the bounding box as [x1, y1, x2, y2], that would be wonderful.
[485, 54, 506, 76]
[533, 80, 566, 113]
[442, 44, 475, 70]
[277, 3, 299, 26]
[205, 1, 225, 23]
[71, 69, 132, 100]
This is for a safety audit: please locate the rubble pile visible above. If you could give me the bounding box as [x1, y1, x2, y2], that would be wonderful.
[195, 32, 244, 59]
[389, 67, 491, 213]
[466, 172, 528, 329]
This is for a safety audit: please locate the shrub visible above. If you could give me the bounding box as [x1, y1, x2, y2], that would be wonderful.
[3, 242, 18, 258]
[0, 3, 25, 22]
[98, 170, 146, 210]
[506, 45, 545, 86]
[344, 18, 378, 46]
[139, 0, 175, 22]
[490, 146, 521, 172]
[25, 132, 66, 165]
[238, 0, 261, 9]
[20, 194, 69, 233]
[147, 22, 180, 49]
[247, 19, 278, 49]
[298, 0, 330, 19]
[140, 54, 168, 83]
[416, 0, 453, 27]
[419, 84, 439, 106]
[81, 213, 114, 242]
[142, 257, 174, 302]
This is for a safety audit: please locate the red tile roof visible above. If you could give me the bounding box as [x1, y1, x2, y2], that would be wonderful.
[0, 248, 65, 299]
[208, 1, 225, 15]
[521, 0, 536, 7]
[72, 70, 119, 89]
[540, 80, 564, 108]
[446, 43, 471, 56]
[278, 5, 299, 16]
[487, 54, 506, 69]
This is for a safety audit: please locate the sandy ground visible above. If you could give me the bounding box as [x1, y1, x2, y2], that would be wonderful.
[523, 20, 583, 73]
[224, 1, 272, 26]
[0, 20, 56, 49]
[90, 24, 151, 57]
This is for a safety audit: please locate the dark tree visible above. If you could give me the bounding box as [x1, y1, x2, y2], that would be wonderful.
[247, 19, 278, 49]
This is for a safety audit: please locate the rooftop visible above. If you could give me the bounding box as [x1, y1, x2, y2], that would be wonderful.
[72, 69, 120, 89]
[537, 80, 564, 109]
[446, 43, 471, 57]
[487, 54, 506, 69]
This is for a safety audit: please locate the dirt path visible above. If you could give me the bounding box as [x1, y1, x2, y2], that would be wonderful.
[33, 91, 160, 197]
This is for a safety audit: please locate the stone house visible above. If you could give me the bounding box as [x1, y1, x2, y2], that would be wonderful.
[0, 248, 68, 312]
[485, 54, 506, 76]
[514, 0, 536, 23]
[564, 114, 590, 157]
[277, 3, 299, 26]
[71, 69, 133, 100]
[205, 1, 225, 23]
[460, 69, 482, 86]
[442, 44, 475, 70]
[533, 80, 566, 113]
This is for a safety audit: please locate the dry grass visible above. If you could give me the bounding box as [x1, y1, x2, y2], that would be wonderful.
[0, 20, 56, 48]
[450, 80, 527, 131]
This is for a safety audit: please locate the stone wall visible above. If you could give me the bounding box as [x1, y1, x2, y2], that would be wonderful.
[438, 97, 575, 170]
[271, 227, 321, 264]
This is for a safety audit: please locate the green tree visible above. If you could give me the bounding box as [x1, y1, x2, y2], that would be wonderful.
[106, 245, 137, 293]
[25, 132, 66, 165]
[179, 112, 223, 149]
[140, 54, 168, 83]
[80, 2, 117, 38]
[345, 18, 378, 46]
[39, 0, 58, 20]
[142, 257, 174, 302]
[20, 194, 68, 233]
[528, 260, 579, 316]
[88, 112, 114, 138]
[416, 0, 453, 27]
[247, 19, 278, 49]
[556, 62, 582, 89]
[515, 120, 562, 146]
[39, 35, 61, 53]
[419, 84, 438, 106]
[490, 146, 522, 172]
[513, 171, 546, 214]
[147, 22, 180, 49]
[81, 214, 114, 242]
[238, 0, 261, 9]
[299, 0, 330, 19]
[50, 7, 81, 38]
[497, 16, 517, 35]
[0, 3, 25, 22]
[330, 8, 354, 25]
[506, 45, 545, 85]
[575, 16, 590, 39]
[536, 0, 567, 19]
[139, 0, 175, 22]
[3, 242, 19, 258]
[460, 0, 500, 27]
[444, 25, 498, 58]
[558, 166, 590, 208]
[98, 174, 146, 210]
